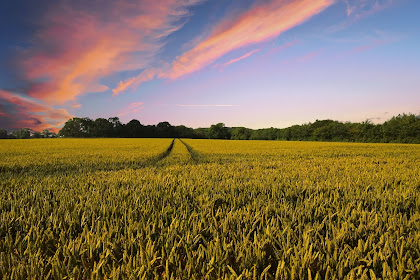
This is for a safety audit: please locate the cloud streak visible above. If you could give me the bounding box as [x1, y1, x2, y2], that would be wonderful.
[117, 102, 144, 117]
[328, 0, 394, 32]
[16, 0, 202, 104]
[164, 0, 334, 80]
[114, 0, 334, 94]
[176, 104, 239, 107]
[345, 0, 393, 18]
[113, 68, 161, 96]
[0, 90, 72, 132]
[221, 49, 261, 68]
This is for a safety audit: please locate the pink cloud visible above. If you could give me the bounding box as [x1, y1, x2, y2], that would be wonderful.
[19, 0, 202, 104]
[70, 104, 81, 109]
[351, 40, 390, 53]
[269, 40, 300, 55]
[295, 50, 322, 63]
[113, 68, 161, 96]
[221, 49, 261, 69]
[176, 104, 239, 107]
[0, 90, 73, 132]
[163, 0, 333, 80]
[117, 102, 144, 117]
[114, 0, 334, 94]
[335, 39, 394, 59]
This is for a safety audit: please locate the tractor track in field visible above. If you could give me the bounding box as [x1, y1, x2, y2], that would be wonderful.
[153, 139, 175, 162]
[1, 139, 177, 176]
[179, 139, 204, 163]
[0, 139, 203, 176]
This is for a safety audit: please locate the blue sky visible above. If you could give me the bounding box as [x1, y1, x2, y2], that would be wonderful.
[0, 0, 419, 131]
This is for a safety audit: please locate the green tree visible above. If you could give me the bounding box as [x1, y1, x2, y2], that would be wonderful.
[156, 121, 174, 138]
[125, 119, 143, 138]
[193, 128, 208, 139]
[208, 123, 230, 139]
[32, 131, 42, 138]
[108, 117, 123, 137]
[93, 118, 113, 137]
[231, 127, 252, 140]
[41, 129, 51, 138]
[12, 128, 32, 139]
[382, 114, 420, 143]
[59, 117, 93, 137]
[0, 129, 7, 139]
[174, 125, 195, 138]
[313, 121, 349, 141]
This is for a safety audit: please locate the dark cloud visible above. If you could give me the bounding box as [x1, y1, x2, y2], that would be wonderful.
[0, 90, 72, 132]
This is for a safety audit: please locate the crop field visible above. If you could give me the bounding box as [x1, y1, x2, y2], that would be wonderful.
[1, 139, 419, 279]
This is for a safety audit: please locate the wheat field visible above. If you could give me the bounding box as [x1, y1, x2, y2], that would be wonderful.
[1, 139, 419, 279]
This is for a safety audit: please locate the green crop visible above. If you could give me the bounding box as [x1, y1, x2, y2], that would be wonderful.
[1, 139, 419, 279]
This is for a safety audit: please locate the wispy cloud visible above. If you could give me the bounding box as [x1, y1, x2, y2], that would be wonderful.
[345, 0, 393, 18]
[295, 50, 322, 63]
[113, 68, 161, 96]
[164, 0, 334, 80]
[117, 102, 144, 117]
[328, 0, 395, 32]
[269, 40, 300, 55]
[350, 39, 391, 53]
[221, 49, 261, 68]
[176, 104, 239, 107]
[114, 0, 334, 94]
[336, 39, 395, 58]
[0, 90, 72, 132]
[16, 0, 203, 104]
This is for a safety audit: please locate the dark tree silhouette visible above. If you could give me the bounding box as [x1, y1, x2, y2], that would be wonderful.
[156, 121, 175, 138]
[3, 113, 419, 143]
[125, 119, 143, 138]
[0, 129, 7, 139]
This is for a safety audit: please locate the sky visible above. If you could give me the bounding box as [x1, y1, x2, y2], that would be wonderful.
[0, 0, 419, 132]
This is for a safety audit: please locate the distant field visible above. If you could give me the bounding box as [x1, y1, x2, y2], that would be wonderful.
[1, 139, 419, 279]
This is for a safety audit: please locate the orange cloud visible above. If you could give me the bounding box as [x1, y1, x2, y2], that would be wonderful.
[0, 90, 72, 132]
[163, 0, 334, 80]
[113, 0, 333, 94]
[113, 68, 160, 96]
[20, 0, 202, 104]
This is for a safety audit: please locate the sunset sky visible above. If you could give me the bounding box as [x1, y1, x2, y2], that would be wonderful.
[0, 0, 419, 132]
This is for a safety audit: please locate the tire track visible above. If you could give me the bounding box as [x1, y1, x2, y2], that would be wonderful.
[1, 139, 176, 176]
[179, 139, 206, 163]
[152, 139, 175, 162]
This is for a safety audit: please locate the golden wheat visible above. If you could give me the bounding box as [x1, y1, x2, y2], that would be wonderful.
[0, 138, 419, 279]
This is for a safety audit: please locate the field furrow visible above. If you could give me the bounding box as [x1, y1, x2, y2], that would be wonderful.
[0, 138, 174, 175]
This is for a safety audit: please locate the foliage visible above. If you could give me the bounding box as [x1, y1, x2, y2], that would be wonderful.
[231, 127, 253, 140]
[1, 113, 419, 143]
[208, 123, 231, 139]
[0, 128, 7, 139]
[10, 127, 32, 139]
[1, 139, 419, 279]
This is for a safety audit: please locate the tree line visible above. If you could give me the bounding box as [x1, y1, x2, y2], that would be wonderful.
[1, 113, 419, 143]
